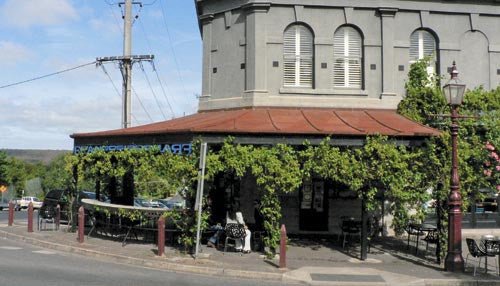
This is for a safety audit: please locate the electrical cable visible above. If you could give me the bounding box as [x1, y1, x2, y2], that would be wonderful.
[100, 64, 141, 125]
[131, 85, 154, 123]
[139, 62, 167, 120]
[159, 0, 189, 98]
[0, 61, 96, 89]
[138, 17, 176, 118]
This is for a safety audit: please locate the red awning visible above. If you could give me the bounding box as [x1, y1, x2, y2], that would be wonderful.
[71, 107, 440, 138]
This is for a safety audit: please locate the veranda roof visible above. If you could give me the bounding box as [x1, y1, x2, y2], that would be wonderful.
[71, 107, 440, 139]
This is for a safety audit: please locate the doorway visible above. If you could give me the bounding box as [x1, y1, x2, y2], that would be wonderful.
[299, 179, 329, 231]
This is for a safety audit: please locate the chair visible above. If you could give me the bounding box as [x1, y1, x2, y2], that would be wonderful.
[465, 238, 498, 276]
[341, 218, 361, 249]
[222, 234, 243, 256]
[38, 207, 57, 231]
[406, 224, 424, 252]
[423, 229, 439, 252]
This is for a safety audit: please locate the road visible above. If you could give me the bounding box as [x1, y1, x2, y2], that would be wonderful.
[0, 239, 287, 286]
[0, 211, 287, 286]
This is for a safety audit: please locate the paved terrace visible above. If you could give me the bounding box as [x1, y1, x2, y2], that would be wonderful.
[1, 216, 500, 285]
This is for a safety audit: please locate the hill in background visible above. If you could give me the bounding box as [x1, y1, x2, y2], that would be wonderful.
[2, 149, 70, 164]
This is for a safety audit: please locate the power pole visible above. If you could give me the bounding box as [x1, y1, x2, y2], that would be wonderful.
[97, 0, 154, 128]
[123, 0, 132, 129]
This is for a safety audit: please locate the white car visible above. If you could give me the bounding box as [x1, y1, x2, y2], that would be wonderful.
[19, 196, 43, 209]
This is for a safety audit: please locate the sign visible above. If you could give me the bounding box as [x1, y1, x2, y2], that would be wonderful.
[73, 143, 192, 155]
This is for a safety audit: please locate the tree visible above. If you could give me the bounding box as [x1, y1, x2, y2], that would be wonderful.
[0, 151, 8, 186]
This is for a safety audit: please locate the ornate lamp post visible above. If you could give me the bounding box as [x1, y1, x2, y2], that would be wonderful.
[443, 62, 466, 272]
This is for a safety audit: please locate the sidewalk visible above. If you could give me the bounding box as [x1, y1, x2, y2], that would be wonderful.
[1, 220, 500, 285]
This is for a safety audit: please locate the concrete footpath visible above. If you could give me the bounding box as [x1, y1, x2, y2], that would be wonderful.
[1, 219, 500, 285]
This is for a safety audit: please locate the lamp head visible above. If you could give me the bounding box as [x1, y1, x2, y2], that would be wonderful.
[442, 61, 466, 106]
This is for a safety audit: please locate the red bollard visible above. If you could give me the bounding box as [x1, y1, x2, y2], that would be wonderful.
[157, 216, 165, 256]
[279, 224, 287, 269]
[8, 201, 14, 226]
[27, 202, 34, 233]
[78, 206, 84, 243]
[55, 204, 61, 230]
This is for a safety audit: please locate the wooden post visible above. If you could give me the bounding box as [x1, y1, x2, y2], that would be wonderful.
[55, 204, 61, 230]
[157, 216, 165, 256]
[27, 202, 33, 233]
[78, 206, 84, 243]
[8, 201, 14, 226]
[279, 224, 287, 269]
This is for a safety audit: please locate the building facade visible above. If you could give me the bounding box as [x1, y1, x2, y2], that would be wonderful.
[196, 0, 500, 112]
[73, 0, 500, 236]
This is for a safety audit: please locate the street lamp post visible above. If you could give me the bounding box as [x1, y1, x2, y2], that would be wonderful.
[443, 62, 466, 272]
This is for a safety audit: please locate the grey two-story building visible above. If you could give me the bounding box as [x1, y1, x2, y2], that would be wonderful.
[73, 0, 499, 235]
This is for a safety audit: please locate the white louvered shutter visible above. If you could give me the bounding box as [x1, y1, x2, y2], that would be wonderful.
[283, 25, 313, 88]
[409, 30, 436, 75]
[333, 27, 362, 88]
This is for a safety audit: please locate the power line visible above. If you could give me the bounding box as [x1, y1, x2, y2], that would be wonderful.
[131, 85, 154, 123]
[139, 62, 167, 120]
[100, 64, 141, 125]
[0, 61, 96, 89]
[159, 0, 189, 98]
[138, 16, 176, 117]
[152, 65, 175, 118]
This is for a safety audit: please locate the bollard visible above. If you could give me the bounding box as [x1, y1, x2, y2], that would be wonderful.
[55, 204, 61, 230]
[8, 202, 14, 226]
[279, 224, 287, 269]
[27, 202, 34, 233]
[78, 206, 84, 243]
[157, 216, 165, 256]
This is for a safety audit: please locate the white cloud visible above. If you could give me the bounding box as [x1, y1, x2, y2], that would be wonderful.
[0, 0, 78, 29]
[0, 41, 33, 66]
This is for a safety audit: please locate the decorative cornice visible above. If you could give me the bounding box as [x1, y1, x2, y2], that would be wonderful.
[242, 2, 271, 13]
[378, 7, 398, 17]
[199, 13, 214, 24]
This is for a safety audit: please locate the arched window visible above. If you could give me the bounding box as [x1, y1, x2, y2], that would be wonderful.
[333, 26, 362, 89]
[283, 24, 313, 88]
[409, 30, 437, 75]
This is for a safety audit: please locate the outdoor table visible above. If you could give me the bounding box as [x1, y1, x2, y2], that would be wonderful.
[409, 223, 437, 255]
[481, 235, 500, 275]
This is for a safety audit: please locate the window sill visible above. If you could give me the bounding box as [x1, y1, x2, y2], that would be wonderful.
[279, 88, 368, 96]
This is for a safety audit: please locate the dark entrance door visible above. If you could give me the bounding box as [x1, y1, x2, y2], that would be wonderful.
[299, 180, 328, 231]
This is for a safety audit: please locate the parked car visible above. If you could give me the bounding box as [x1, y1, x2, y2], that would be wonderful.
[0, 198, 9, 211]
[39, 190, 99, 221]
[19, 196, 43, 209]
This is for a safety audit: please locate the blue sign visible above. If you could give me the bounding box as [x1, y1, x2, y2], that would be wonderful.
[73, 143, 192, 155]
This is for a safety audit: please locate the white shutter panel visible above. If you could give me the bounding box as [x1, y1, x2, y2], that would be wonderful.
[283, 26, 297, 87]
[333, 28, 346, 87]
[409, 31, 419, 62]
[347, 28, 361, 88]
[299, 26, 313, 87]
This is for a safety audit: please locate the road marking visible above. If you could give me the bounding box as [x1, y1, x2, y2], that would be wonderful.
[33, 250, 56, 255]
[0, 246, 23, 250]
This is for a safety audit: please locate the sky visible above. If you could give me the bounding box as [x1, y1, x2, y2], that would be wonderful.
[0, 0, 202, 150]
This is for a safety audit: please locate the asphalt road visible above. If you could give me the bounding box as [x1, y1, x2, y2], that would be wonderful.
[0, 209, 28, 222]
[0, 212, 287, 286]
